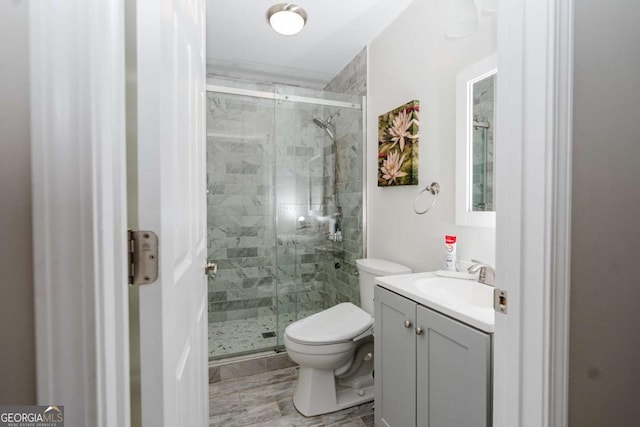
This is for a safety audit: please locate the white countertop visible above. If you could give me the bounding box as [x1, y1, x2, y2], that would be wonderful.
[375, 271, 495, 333]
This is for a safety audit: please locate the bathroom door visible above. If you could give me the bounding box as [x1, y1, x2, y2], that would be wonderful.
[133, 0, 208, 425]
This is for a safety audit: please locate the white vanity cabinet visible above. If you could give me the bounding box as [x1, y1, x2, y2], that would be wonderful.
[374, 285, 492, 427]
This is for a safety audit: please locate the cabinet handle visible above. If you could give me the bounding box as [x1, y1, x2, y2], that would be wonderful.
[415, 327, 423, 336]
[403, 320, 412, 328]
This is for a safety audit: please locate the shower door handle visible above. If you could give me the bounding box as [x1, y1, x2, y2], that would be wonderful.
[205, 261, 218, 278]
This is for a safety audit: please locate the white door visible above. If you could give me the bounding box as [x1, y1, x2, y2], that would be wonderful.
[135, 0, 208, 425]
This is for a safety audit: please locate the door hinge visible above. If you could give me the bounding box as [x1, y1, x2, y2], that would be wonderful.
[128, 230, 159, 286]
[494, 288, 508, 314]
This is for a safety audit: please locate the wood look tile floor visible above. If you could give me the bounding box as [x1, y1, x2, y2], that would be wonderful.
[209, 366, 374, 427]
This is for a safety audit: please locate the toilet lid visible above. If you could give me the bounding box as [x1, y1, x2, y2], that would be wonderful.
[285, 302, 373, 345]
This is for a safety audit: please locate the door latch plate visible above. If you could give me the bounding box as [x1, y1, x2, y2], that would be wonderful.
[494, 288, 508, 314]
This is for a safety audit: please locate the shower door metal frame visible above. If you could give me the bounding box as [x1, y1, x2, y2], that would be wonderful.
[206, 85, 363, 110]
[361, 95, 368, 259]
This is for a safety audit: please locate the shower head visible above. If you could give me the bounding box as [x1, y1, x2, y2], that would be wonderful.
[313, 117, 329, 128]
[313, 117, 335, 140]
[313, 112, 340, 140]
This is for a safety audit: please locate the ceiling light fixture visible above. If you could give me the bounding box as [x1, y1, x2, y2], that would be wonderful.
[267, 3, 307, 36]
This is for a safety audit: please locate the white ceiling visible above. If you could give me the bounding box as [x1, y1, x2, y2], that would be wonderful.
[206, 0, 416, 88]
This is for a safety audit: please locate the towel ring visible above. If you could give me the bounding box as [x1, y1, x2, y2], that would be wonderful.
[413, 182, 440, 215]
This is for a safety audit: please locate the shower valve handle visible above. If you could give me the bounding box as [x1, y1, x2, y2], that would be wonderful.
[205, 261, 218, 278]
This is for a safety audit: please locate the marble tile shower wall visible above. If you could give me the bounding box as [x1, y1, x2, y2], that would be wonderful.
[321, 48, 367, 308]
[324, 47, 367, 98]
[319, 110, 364, 307]
[206, 90, 277, 323]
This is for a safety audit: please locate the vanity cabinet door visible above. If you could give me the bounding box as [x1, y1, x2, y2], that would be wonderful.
[416, 305, 492, 427]
[375, 286, 417, 427]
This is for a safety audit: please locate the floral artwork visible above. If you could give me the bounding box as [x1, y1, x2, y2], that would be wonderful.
[378, 100, 419, 186]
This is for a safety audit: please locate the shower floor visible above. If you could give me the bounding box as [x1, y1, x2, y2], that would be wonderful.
[208, 310, 320, 359]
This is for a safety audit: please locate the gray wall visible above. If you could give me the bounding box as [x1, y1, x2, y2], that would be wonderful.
[570, 0, 640, 425]
[0, 0, 36, 404]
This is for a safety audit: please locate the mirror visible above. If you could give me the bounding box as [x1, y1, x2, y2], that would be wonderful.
[455, 54, 497, 227]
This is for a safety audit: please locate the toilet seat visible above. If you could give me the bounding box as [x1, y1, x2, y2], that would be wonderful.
[285, 302, 373, 345]
[283, 334, 357, 357]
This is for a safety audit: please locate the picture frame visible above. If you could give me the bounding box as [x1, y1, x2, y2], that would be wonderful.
[377, 100, 419, 186]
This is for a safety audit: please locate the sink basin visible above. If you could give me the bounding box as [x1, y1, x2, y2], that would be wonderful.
[375, 272, 495, 332]
[412, 276, 493, 310]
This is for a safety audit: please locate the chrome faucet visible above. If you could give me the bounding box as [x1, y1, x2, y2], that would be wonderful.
[468, 260, 496, 286]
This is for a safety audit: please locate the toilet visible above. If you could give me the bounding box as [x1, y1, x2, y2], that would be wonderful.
[284, 258, 411, 416]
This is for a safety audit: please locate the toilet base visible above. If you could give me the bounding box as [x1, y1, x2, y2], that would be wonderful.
[292, 366, 374, 417]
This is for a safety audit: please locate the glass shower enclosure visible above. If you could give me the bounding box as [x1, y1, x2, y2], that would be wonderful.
[206, 79, 365, 360]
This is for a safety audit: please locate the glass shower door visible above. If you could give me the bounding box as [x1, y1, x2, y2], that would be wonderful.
[273, 85, 365, 348]
[206, 85, 279, 359]
[272, 86, 325, 343]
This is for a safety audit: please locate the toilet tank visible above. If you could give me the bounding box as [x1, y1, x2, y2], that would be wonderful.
[355, 259, 412, 315]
